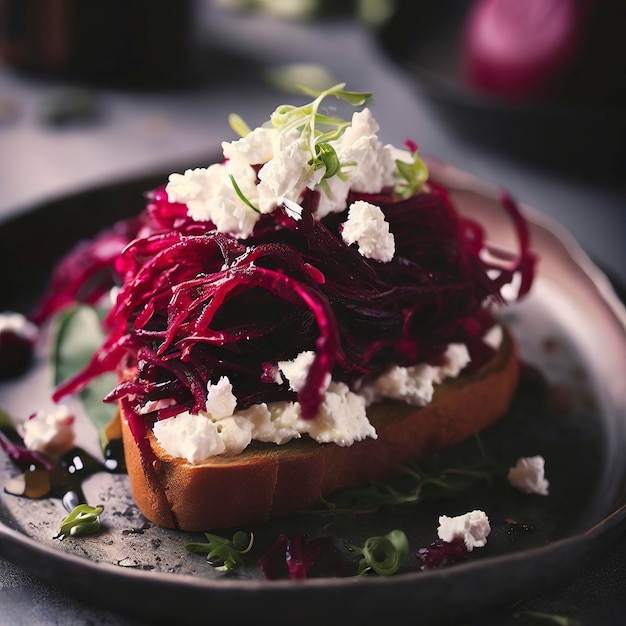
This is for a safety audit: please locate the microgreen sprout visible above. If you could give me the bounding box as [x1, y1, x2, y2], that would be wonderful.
[269, 83, 372, 180]
[185, 530, 254, 572]
[56, 503, 104, 539]
[346, 529, 409, 576]
[394, 141, 429, 198]
[323, 436, 503, 513]
[228, 174, 260, 213]
[228, 112, 251, 138]
[513, 610, 582, 626]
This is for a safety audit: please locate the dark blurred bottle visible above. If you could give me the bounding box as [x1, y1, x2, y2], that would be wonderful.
[0, 0, 193, 89]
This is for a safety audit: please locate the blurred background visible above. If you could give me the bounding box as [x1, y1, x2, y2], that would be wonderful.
[0, 0, 624, 274]
[0, 1, 625, 623]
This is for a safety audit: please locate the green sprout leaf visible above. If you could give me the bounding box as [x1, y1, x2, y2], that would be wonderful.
[185, 531, 254, 572]
[395, 150, 429, 198]
[346, 529, 409, 576]
[52, 305, 119, 451]
[267, 83, 373, 179]
[228, 113, 251, 138]
[295, 83, 372, 108]
[315, 142, 340, 179]
[323, 436, 504, 513]
[229, 174, 260, 214]
[57, 503, 104, 539]
[230, 83, 373, 190]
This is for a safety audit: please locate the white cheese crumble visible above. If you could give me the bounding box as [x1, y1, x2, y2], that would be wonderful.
[483, 324, 503, 350]
[205, 376, 238, 419]
[341, 200, 395, 262]
[437, 510, 491, 551]
[507, 456, 550, 495]
[303, 382, 375, 446]
[164, 87, 419, 252]
[153, 411, 225, 463]
[277, 350, 331, 393]
[151, 339, 471, 463]
[22, 405, 75, 458]
[0, 312, 38, 342]
[360, 343, 470, 406]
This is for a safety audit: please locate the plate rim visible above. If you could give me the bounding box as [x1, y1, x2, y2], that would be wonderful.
[1, 164, 625, 624]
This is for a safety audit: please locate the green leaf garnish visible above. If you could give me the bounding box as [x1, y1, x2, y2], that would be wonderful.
[52, 305, 119, 451]
[57, 503, 104, 539]
[229, 174, 260, 213]
[346, 529, 409, 576]
[266, 83, 372, 180]
[295, 83, 372, 107]
[228, 112, 251, 138]
[314, 142, 340, 179]
[394, 150, 429, 198]
[185, 530, 254, 572]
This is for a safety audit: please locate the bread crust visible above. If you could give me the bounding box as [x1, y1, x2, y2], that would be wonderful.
[121, 329, 519, 531]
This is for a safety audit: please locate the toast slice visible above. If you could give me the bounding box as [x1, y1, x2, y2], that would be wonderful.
[121, 328, 519, 531]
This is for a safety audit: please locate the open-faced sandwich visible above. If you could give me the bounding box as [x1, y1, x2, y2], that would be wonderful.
[35, 84, 535, 531]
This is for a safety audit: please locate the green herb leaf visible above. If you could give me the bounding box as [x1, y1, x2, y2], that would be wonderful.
[57, 503, 104, 539]
[229, 174, 260, 214]
[347, 529, 409, 576]
[315, 142, 340, 179]
[228, 113, 251, 138]
[52, 305, 118, 450]
[295, 83, 372, 107]
[185, 530, 254, 572]
[395, 150, 429, 198]
[323, 436, 504, 513]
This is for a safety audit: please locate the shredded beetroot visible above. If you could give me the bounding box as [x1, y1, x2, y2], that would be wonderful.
[258, 533, 326, 580]
[416, 538, 470, 570]
[38, 182, 534, 475]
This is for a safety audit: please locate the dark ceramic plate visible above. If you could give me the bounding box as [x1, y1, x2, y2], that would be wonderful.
[375, 0, 626, 179]
[0, 163, 625, 626]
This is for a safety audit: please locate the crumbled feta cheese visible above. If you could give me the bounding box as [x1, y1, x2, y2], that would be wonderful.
[247, 402, 301, 445]
[508, 456, 550, 495]
[256, 131, 324, 215]
[166, 160, 260, 238]
[154, 340, 470, 462]
[483, 325, 503, 350]
[166, 95, 422, 239]
[363, 363, 439, 406]
[214, 414, 253, 456]
[298, 381, 376, 446]
[360, 343, 470, 406]
[437, 510, 491, 551]
[265, 401, 302, 442]
[221, 125, 276, 165]
[435, 344, 471, 383]
[278, 351, 322, 392]
[205, 376, 238, 419]
[0, 312, 38, 342]
[332, 109, 399, 194]
[22, 405, 74, 457]
[341, 200, 395, 262]
[153, 411, 225, 463]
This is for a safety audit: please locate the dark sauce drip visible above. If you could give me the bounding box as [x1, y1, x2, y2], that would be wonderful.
[1, 425, 126, 512]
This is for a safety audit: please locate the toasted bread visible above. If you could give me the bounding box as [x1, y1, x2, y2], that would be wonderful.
[121, 328, 519, 531]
